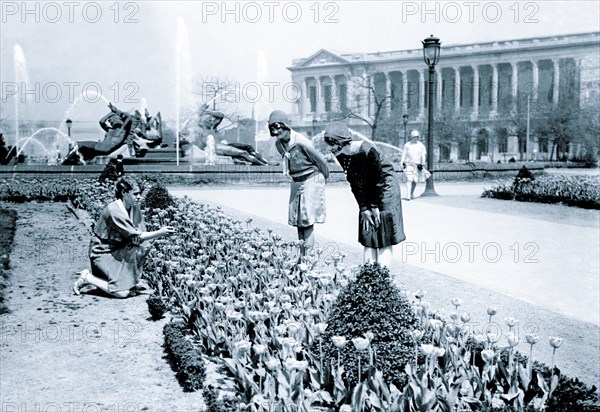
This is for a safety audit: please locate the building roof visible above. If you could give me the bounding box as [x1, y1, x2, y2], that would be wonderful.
[290, 31, 600, 70]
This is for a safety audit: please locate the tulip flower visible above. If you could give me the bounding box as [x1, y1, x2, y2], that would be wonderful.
[525, 333, 539, 345]
[460, 312, 472, 323]
[429, 319, 443, 330]
[525, 333, 539, 377]
[486, 332, 500, 344]
[409, 329, 424, 341]
[472, 334, 486, 345]
[432, 347, 446, 358]
[331, 336, 347, 348]
[352, 337, 370, 351]
[414, 289, 428, 301]
[481, 349, 496, 364]
[451, 298, 464, 309]
[549, 336, 564, 373]
[314, 323, 327, 334]
[253, 344, 268, 356]
[487, 306, 498, 323]
[421, 344, 435, 356]
[505, 317, 519, 330]
[549, 336, 563, 348]
[286, 321, 302, 335]
[265, 357, 280, 370]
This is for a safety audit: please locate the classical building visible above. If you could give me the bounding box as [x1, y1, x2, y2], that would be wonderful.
[287, 31, 600, 162]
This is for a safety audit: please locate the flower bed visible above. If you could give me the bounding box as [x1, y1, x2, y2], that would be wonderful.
[1, 176, 599, 410]
[482, 168, 600, 209]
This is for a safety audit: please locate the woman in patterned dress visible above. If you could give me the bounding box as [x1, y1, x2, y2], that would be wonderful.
[322, 121, 405, 267]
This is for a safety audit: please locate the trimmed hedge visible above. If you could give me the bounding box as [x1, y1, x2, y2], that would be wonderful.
[320, 263, 418, 388]
[163, 322, 205, 392]
[0, 208, 17, 315]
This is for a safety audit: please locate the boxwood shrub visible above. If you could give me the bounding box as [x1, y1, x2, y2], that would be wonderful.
[320, 263, 418, 388]
[163, 321, 205, 392]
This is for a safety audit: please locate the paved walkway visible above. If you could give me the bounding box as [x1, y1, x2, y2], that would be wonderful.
[170, 181, 599, 326]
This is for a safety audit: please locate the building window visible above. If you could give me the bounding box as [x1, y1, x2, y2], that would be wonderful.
[442, 79, 446, 100]
[324, 84, 332, 112]
[539, 136, 548, 153]
[497, 129, 508, 152]
[309, 86, 317, 112]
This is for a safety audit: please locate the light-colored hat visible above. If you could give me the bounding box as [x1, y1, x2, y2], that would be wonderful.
[410, 130, 420, 138]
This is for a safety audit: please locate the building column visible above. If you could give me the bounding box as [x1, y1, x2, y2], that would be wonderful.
[454, 67, 461, 116]
[490, 64, 498, 118]
[303, 78, 311, 118]
[471, 65, 479, 121]
[511, 62, 518, 113]
[402, 71, 408, 114]
[552, 59, 560, 105]
[531, 60, 539, 102]
[316, 77, 325, 116]
[329, 75, 337, 113]
[384, 73, 391, 115]
[419, 69, 425, 120]
[436, 69, 443, 111]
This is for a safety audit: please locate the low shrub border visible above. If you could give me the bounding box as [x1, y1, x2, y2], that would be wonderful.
[146, 296, 168, 321]
[163, 321, 206, 392]
[0, 208, 17, 315]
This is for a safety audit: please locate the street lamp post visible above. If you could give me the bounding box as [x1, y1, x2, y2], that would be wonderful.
[66, 119, 72, 138]
[402, 113, 409, 145]
[421, 34, 441, 197]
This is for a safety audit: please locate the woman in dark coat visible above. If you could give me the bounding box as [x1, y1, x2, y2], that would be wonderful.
[73, 177, 175, 298]
[322, 121, 405, 267]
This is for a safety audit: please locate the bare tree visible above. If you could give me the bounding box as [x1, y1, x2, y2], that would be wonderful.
[342, 71, 393, 140]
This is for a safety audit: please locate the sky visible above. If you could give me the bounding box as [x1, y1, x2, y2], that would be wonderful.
[1, 0, 599, 129]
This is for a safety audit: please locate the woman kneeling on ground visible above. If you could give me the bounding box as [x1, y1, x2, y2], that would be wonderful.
[73, 177, 175, 298]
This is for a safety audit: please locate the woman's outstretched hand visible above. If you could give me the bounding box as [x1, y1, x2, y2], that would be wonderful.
[160, 226, 176, 236]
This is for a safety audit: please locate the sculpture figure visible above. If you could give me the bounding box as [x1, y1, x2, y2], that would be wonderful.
[197, 104, 269, 166]
[62, 103, 163, 165]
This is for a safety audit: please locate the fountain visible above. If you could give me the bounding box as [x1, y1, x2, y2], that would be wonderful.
[13, 44, 29, 160]
[15, 127, 71, 162]
[175, 16, 195, 165]
[312, 128, 403, 164]
[58, 90, 110, 134]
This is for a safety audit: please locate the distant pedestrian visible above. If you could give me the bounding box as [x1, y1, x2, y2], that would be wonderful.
[268, 110, 329, 258]
[322, 121, 405, 267]
[400, 130, 429, 200]
[115, 154, 124, 177]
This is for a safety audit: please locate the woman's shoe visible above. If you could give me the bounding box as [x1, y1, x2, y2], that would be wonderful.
[73, 270, 89, 295]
